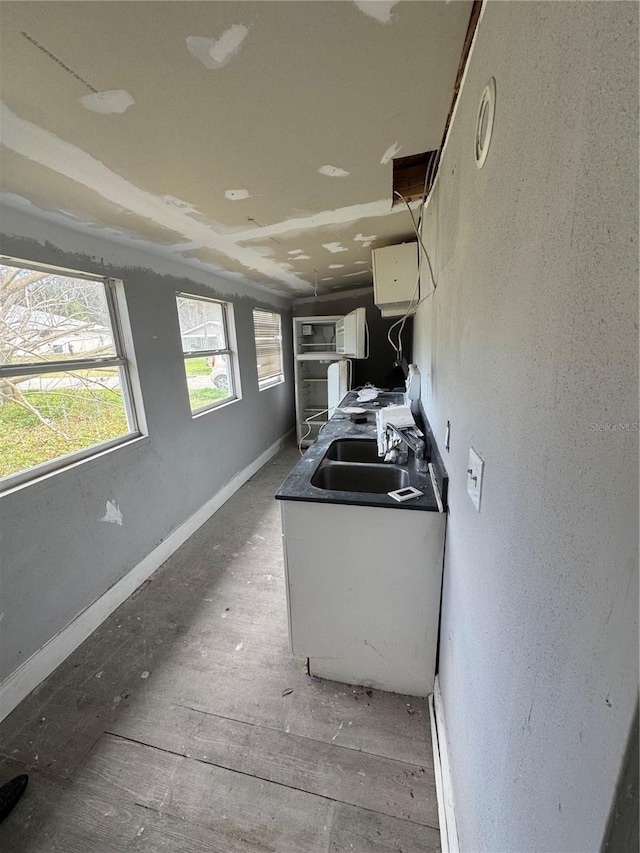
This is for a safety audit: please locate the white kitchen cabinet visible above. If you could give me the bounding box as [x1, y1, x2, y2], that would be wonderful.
[372, 242, 418, 317]
[280, 499, 445, 696]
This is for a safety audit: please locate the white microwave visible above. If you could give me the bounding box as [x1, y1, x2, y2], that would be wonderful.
[336, 307, 366, 359]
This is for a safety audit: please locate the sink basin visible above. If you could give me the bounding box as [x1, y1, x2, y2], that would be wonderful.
[311, 461, 409, 494]
[325, 439, 380, 463]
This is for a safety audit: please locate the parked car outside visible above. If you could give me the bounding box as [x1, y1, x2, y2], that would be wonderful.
[209, 356, 229, 391]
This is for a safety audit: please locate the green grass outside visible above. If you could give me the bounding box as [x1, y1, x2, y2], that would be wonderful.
[0, 388, 129, 478]
[0, 378, 231, 480]
[184, 356, 212, 376]
[188, 387, 229, 411]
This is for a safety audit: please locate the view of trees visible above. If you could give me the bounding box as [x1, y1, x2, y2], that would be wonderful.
[1, 270, 233, 482]
[0, 264, 129, 480]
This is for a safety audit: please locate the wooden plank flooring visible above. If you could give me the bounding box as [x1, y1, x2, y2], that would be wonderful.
[0, 444, 440, 852]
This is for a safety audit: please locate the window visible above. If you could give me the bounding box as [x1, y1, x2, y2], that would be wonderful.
[0, 258, 139, 489]
[253, 309, 284, 390]
[176, 293, 238, 413]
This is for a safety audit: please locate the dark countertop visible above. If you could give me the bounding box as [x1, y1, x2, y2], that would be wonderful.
[276, 391, 443, 512]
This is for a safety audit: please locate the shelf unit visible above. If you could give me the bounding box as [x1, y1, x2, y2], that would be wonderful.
[293, 316, 342, 447]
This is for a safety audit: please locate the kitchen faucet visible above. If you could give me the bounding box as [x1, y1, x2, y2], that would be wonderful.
[385, 423, 429, 472]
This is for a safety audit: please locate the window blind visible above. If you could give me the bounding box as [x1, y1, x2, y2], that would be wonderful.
[253, 309, 283, 389]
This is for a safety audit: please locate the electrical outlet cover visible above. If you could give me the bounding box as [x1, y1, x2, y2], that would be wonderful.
[467, 447, 484, 511]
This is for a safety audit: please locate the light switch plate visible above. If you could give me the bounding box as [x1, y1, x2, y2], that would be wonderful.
[467, 447, 484, 511]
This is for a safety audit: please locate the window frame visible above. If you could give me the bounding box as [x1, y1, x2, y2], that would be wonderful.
[176, 292, 239, 415]
[0, 256, 142, 493]
[252, 308, 285, 391]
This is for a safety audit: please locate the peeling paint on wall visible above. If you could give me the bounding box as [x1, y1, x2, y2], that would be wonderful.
[100, 500, 123, 526]
[318, 165, 350, 178]
[292, 254, 311, 260]
[186, 25, 249, 70]
[328, 264, 344, 269]
[354, 1, 399, 24]
[380, 141, 402, 164]
[79, 90, 135, 114]
[323, 242, 348, 254]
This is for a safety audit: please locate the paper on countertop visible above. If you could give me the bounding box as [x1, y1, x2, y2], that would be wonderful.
[356, 387, 380, 403]
[376, 405, 416, 456]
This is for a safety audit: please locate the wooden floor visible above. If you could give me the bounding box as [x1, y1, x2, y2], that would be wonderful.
[0, 443, 440, 852]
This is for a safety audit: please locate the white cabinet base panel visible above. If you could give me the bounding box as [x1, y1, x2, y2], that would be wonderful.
[281, 500, 445, 696]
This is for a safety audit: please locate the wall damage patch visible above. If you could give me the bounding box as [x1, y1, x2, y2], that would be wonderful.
[380, 141, 402, 164]
[80, 90, 135, 115]
[318, 165, 350, 178]
[100, 500, 123, 526]
[225, 189, 251, 200]
[187, 25, 249, 70]
[354, 1, 399, 24]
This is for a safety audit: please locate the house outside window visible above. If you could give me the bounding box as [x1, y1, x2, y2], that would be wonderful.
[176, 293, 238, 413]
[253, 309, 284, 391]
[0, 258, 140, 490]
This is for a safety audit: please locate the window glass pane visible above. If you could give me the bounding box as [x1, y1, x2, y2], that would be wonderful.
[1, 264, 115, 366]
[176, 295, 226, 353]
[253, 309, 283, 388]
[0, 368, 131, 480]
[183, 354, 232, 412]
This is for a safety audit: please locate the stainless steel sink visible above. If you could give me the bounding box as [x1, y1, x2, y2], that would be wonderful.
[325, 439, 380, 463]
[311, 461, 409, 494]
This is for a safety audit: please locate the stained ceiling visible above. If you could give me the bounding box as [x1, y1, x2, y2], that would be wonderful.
[0, 1, 472, 297]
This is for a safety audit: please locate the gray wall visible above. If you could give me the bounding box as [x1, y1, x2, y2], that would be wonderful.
[413, 3, 639, 851]
[0, 209, 294, 684]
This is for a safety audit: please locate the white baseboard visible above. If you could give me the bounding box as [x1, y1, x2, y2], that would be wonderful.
[429, 675, 460, 853]
[0, 430, 293, 723]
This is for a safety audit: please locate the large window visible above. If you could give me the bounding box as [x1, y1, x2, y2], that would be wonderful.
[0, 258, 139, 489]
[253, 309, 284, 390]
[176, 293, 238, 413]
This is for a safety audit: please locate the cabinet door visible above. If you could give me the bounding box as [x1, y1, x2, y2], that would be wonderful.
[336, 307, 366, 358]
[281, 499, 445, 696]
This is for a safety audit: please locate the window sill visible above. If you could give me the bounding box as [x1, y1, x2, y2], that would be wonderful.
[258, 377, 285, 392]
[0, 432, 149, 498]
[191, 394, 241, 419]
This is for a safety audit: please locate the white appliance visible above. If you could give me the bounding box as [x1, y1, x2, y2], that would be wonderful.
[327, 361, 349, 418]
[372, 242, 418, 317]
[293, 310, 366, 446]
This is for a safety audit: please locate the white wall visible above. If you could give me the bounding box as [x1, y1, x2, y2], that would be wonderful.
[414, 3, 639, 851]
[0, 208, 294, 689]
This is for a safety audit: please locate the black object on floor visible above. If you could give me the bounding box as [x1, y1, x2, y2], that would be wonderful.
[0, 774, 28, 824]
